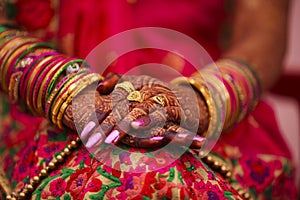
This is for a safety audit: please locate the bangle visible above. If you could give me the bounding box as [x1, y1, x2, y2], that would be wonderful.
[0, 37, 39, 90]
[191, 58, 261, 132]
[0, 30, 28, 46]
[45, 58, 85, 100]
[36, 57, 67, 115]
[4, 44, 50, 93]
[24, 53, 59, 114]
[2, 42, 37, 91]
[19, 52, 57, 102]
[56, 73, 103, 129]
[46, 69, 89, 122]
[171, 76, 225, 156]
[31, 55, 62, 115]
[218, 58, 261, 113]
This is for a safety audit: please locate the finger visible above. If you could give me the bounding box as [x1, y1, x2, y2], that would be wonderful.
[121, 75, 167, 90]
[104, 107, 148, 144]
[84, 126, 105, 149]
[80, 109, 110, 140]
[121, 123, 170, 147]
[121, 124, 205, 149]
[97, 72, 121, 94]
[131, 106, 182, 129]
[163, 125, 205, 149]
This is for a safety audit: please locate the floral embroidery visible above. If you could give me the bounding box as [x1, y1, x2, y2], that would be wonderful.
[237, 157, 282, 193]
[66, 168, 93, 199]
[49, 178, 66, 197]
[0, 97, 298, 199]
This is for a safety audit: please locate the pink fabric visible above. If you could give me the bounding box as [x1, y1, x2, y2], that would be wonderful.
[58, 0, 226, 60]
[57, 0, 291, 159]
[219, 101, 292, 158]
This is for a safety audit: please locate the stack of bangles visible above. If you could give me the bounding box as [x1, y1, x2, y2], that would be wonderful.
[0, 25, 261, 200]
[0, 25, 262, 140]
[0, 25, 262, 139]
[172, 58, 261, 135]
[0, 26, 103, 129]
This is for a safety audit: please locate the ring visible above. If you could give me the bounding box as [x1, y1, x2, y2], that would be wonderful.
[152, 96, 165, 107]
[114, 81, 135, 93]
[127, 91, 143, 102]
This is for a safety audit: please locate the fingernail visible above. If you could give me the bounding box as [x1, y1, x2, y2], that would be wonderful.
[105, 130, 120, 144]
[177, 133, 189, 138]
[193, 136, 205, 142]
[81, 121, 96, 139]
[150, 136, 164, 141]
[86, 132, 103, 148]
[96, 81, 105, 91]
[131, 120, 144, 129]
[131, 116, 151, 129]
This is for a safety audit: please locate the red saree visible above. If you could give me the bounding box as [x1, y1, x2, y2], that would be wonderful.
[0, 0, 298, 199]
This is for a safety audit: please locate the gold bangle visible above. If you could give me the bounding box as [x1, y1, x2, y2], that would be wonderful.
[56, 73, 102, 129]
[198, 73, 234, 130]
[171, 76, 215, 135]
[36, 59, 65, 114]
[2, 41, 39, 92]
[1, 38, 39, 91]
[25, 55, 57, 115]
[48, 69, 89, 123]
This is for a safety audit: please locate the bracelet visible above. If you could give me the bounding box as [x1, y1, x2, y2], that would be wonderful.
[171, 76, 225, 156]
[0, 37, 39, 90]
[46, 69, 89, 122]
[56, 73, 103, 129]
[190, 58, 261, 132]
[36, 57, 67, 115]
[25, 53, 59, 114]
[45, 58, 85, 100]
[6, 46, 54, 92]
[30, 55, 62, 115]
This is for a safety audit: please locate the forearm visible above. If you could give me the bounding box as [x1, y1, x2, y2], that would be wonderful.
[223, 0, 290, 90]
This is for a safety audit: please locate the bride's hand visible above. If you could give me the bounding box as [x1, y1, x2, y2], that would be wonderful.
[78, 73, 209, 149]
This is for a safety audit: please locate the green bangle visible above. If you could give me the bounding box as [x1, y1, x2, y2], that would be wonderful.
[46, 59, 85, 99]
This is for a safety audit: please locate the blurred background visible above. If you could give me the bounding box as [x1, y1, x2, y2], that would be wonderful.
[267, 0, 300, 187]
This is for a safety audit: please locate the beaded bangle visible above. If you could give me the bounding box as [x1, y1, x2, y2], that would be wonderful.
[0, 38, 39, 91]
[6, 46, 54, 83]
[4, 45, 52, 93]
[8, 52, 56, 104]
[5, 46, 50, 88]
[1, 38, 36, 83]
[2, 42, 37, 87]
[14, 42, 53, 68]
[19, 52, 58, 102]
[45, 59, 85, 100]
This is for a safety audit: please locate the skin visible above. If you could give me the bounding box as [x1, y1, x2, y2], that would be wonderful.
[224, 0, 290, 90]
[0, 0, 290, 148]
[91, 0, 291, 147]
